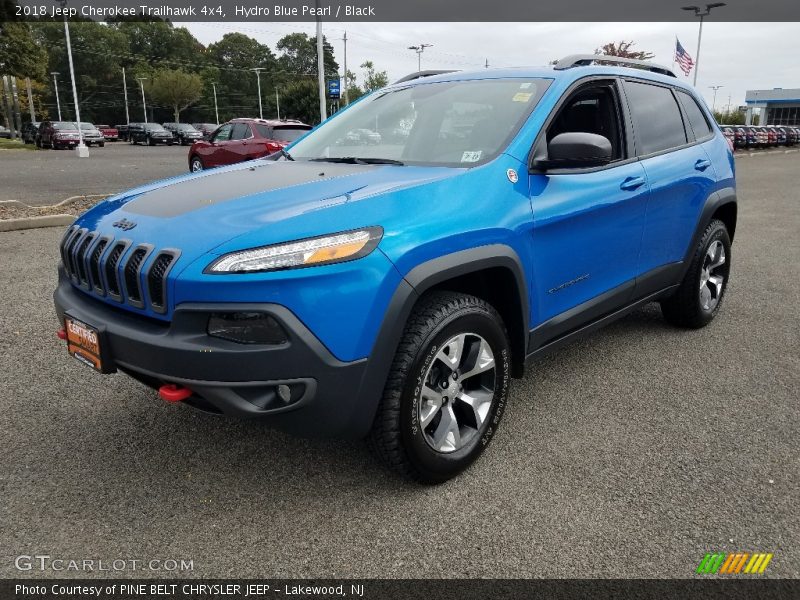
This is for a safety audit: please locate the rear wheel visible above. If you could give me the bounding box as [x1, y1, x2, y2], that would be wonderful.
[99, 142, 105, 148]
[660, 219, 731, 328]
[190, 156, 204, 172]
[368, 292, 512, 483]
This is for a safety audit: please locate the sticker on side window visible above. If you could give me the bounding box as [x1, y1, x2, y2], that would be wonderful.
[461, 151, 482, 163]
[512, 92, 533, 102]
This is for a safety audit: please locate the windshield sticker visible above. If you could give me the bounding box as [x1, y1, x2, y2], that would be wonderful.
[461, 151, 482, 163]
[519, 82, 532, 89]
[512, 92, 533, 102]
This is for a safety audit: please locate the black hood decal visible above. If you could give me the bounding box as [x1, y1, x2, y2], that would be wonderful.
[123, 161, 376, 218]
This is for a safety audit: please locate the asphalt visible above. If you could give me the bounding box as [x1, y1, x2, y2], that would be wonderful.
[0, 152, 797, 579]
[0, 142, 190, 206]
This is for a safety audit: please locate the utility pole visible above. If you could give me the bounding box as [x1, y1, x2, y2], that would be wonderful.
[122, 67, 130, 125]
[275, 89, 280, 120]
[212, 82, 220, 124]
[682, 3, 727, 86]
[10, 77, 22, 135]
[51, 72, 62, 120]
[408, 43, 433, 72]
[485, 58, 489, 69]
[25, 78, 36, 122]
[250, 67, 264, 119]
[341, 31, 349, 106]
[60, 0, 87, 157]
[136, 77, 148, 123]
[709, 85, 723, 112]
[316, 0, 327, 123]
[1, 77, 16, 138]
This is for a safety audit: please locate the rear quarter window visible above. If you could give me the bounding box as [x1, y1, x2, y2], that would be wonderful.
[676, 90, 713, 140]
[624, 80, 687, 155]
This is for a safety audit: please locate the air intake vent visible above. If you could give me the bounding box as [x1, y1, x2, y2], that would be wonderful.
[75, 233, 95, 288]
[104, 242, 128, 300]
[123, 246, 150, 306]
[89, 238, 109, 294]
[147, 251, 178, 313]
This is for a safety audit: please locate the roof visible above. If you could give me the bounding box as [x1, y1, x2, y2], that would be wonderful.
[229, 118, 310, 126]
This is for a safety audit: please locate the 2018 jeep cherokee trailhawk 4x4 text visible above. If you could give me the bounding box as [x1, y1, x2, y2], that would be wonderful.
[54, 55, 736, 483]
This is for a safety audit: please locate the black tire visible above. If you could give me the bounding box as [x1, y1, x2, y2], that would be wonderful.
[660, 219, 731, 329]
[99, 142, 105, 148]
[368, 292, 512, 483]
[189, 156, 204, 172]
[148, 138, 155, 146]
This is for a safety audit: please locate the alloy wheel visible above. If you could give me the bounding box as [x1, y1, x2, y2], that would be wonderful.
[699, 240, 726, 311]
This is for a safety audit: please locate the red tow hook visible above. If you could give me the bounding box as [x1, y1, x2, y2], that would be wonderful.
[158, 384, 193, 403]
[57, 328, 67, 340]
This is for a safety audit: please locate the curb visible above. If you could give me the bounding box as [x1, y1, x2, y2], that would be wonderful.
[0, 214, 75, 232]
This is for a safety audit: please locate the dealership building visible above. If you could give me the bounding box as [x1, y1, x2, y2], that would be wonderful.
[744, 88, 800, 126]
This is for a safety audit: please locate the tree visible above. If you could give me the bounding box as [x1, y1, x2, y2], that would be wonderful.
[344, 69, 363, 103]
[595, 41, 654, 61]
[280, 78, 323, 124]
[0, 22, 47, 80]
[146, 69, 203, 121]
[360, 61, 388, 93]
[276, 33, 338, 77]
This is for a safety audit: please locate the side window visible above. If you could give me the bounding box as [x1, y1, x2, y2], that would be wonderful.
[676, 90, 713, 140]
[546, 81, 626, 161]
[624, 81, 688, 155]
[212, 124, 232, 142]
[230, 123, 252, 140]
[254, 124, 272, 138]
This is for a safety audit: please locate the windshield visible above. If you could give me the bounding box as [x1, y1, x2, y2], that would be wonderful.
[78, 123, 97, 130]
[289, 78, 550, 166]
[272, 126, 311, 142]
[52, 122, 77, 130]
[175, 124, 198, 131]
[144, 124, 166, 132]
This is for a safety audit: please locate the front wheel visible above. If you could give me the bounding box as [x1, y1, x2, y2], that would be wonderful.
[368, 292, 512, 483]
[660, 219, 732, 328]
[189, 156, 204, 172]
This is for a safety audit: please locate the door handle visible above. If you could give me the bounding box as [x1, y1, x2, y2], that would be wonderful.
[695, 159, 712, 171]
[620, 176, 645, 191]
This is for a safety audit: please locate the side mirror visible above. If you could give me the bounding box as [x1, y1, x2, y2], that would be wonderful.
[534, 132, 613, 170]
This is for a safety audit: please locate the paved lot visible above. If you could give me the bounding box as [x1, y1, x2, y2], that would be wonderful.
[0, 143, 190, 206]
[0, 153, 798, 579]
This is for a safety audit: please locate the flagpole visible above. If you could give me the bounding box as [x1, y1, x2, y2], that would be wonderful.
[672, 36, 677, 73]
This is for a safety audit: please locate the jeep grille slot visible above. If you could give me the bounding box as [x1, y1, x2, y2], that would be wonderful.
[89, 238, 109, 293]
[62, 227, 83, 279]
[75, 233, 95, 287]
[124, 247, 148, 304]
[147, 252, 176, 312]
[104, 242, 127, 299]
[59, 226, 79, 276]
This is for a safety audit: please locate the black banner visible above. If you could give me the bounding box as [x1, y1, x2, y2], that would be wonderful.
[2, 579, 799, 600]
[3, 0, 800, 23]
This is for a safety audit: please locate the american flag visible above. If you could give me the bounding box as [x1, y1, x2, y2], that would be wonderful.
[675, 39, 694, 76]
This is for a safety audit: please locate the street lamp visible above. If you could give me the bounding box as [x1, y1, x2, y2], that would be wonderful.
[50, 72, 61, 121]
[136, 77, 148, 123]
[682, 3, 726, 86]
[250, 68, 264, 119]
[408, 43, 433, 72]
[709, 85, 723, 112]
[211, 82, 220, 125]
[58, 0, 87, 157]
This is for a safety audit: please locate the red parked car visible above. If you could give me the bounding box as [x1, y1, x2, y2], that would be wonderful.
[95, 124, 119, 141]
[188, 118, 312, 172]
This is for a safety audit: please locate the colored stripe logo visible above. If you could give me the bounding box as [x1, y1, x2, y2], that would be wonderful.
[697, 552, 773, 574]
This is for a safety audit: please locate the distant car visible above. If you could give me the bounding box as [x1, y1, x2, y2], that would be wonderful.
[188, 118, 312, 172]
[78, 122, 105, 147]
[192, 123, 219, 140]
[745, 126, 761, 148]
[720, 126, 735, 150]
[116, 124, 130, 142]
[0, 125, 11, 139]
[37, 121, 81, 149]
[96, 124, 119, 141]
[163, 122, 203, 145]
[767, 125, 786, 146]
[791, 127, 800, 146]
[129, 123, 174, 146]
[731, 126, 748, 149]
[21, 122, 39, 144]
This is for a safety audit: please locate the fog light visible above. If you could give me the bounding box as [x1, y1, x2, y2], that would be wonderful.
[277, 384, 291, 403]
[207, 312, 288, 345]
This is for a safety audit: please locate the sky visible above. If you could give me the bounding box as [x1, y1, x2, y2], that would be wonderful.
[185, 21, 800, 112]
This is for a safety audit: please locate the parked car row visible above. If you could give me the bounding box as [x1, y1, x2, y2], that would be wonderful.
[720, 124, 800, 149]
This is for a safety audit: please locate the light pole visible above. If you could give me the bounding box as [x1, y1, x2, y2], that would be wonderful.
[250, 68, 264, 119]
[211, 82, 219, 125]
[59, 0, 87, 157]
[51, 72, 61, 121]
[709, 85, 723, 112]
[315, 1, 326, 123]
[408, 43, 433, 72]
[122, 67, 130, 125]
[682, 3, 726, 86]
[275, 89, 281, 120]
[136, 77, 148, 123]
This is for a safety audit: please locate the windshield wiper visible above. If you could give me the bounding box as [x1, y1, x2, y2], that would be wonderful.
[309, 156, 404, 165]
[280, 147, 294, 161]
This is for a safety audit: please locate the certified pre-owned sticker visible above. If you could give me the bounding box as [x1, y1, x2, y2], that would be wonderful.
[461, 151, 482, 163]
[506, 168, 519, 183]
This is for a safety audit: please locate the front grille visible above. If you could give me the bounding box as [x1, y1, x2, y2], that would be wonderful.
[60, 227, 179, 316]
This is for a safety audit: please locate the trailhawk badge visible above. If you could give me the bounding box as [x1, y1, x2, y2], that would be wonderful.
[506, 168, 518, 183]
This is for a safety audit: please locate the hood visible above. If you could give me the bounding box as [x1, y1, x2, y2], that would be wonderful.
[75, 159, 463, 258]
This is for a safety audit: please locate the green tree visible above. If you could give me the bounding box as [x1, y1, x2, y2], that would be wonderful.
[146, 69, 203, 122]
[280, 78, 323, 124]
[344, 69, 363, 103]
[360, 61, 388, 92]
[276, 33, 339, 77]
[595, 41, 654, 60]
[0, 22, 47, 79]
[109, 20, 204, 71]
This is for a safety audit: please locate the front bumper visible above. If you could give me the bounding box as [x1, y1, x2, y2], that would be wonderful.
[54, 273, 374, 437]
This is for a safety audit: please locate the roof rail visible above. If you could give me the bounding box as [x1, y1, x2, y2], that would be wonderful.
[393, 70, 458, 85]
[553, 54, 677, 78]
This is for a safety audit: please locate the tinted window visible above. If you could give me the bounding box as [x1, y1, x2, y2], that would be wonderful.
[271, 126, 311, 142]
[230, 123, 252, 140]
[254, 124, 272, 138]
[212, 124, 232, 142]
[677, 90, 712, 140]
[624, 81, 687, 155]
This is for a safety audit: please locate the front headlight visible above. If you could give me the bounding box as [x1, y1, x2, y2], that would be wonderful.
[206, 226, 383, 274]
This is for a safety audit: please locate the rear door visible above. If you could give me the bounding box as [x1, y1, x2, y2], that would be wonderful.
[622, 80, 717, 282]
[228, 123, 255, 161]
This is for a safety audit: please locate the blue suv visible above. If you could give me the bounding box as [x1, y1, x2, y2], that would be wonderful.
[54, 55, 736, 483]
